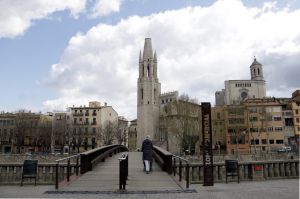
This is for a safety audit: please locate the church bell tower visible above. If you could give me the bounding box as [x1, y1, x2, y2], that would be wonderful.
[137, 38, 161, 147]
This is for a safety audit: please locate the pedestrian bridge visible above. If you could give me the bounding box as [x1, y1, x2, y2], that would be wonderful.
[54, 151, 187, 193]
[42, 144, 298, 194]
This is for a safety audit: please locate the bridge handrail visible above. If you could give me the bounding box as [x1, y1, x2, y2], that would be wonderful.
[55, 154, 80, 189]
[80, 144, 128, 174]
[153, 145, 173, 174]
[172, 155, 190, 188]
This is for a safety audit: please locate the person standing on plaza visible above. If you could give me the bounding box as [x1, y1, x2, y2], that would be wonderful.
[141, 135, 153, 174]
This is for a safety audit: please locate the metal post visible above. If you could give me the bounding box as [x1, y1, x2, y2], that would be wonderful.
[67, 159, 70, 182]
[186, 163, 190, 189]
[173, 158, 176, 176]
[76, 156, 79, 176]
[119, 159, 122, 190]
[179, 160, 182, 181]
[55, 162, 59, 189]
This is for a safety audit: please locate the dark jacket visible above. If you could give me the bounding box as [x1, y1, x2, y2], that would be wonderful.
[141, 139, 153, 161]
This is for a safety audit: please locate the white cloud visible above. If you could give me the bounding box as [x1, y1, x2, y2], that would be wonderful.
[0, 0, 87, 38]
[90, 0, 122, 18]
[44, 0, 300, 119]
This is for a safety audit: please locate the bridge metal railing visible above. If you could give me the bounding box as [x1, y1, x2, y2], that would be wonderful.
[172, 155, 190, 188]
[80, 144, 128, 174]
[118, 152, 128, 190]
[55, 154, 80, 189]
[152, 145, 190, 188]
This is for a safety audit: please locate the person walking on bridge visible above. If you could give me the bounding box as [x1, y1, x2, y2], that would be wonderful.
[141, 135, 153, 174]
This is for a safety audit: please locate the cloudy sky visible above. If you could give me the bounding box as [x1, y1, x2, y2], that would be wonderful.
[0, 0, 299, 120]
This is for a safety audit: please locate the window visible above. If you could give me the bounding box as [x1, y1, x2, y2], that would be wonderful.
[262, 139, 267, 144]
[250, 128, 258, 133]
[296, 118, 300, 123]
[85, 118, 89, 124]
[92, 128, 96, 134]
[249, 116, 258, 122]
[267, 127, 273, 132]
[217, 112, 221, 119]
[85, 128, 88, 134]
[162, 100, 164, 104]
[296, 110, 299, 115]
[92, 118, 96, 125]
[269, 139, 274, 144]
[274, 127, 283, 132]
[273, 116, 282, 121]
[276, 140, 284, 144]
[141, 88, 143, 100]
[74, 118, 77, 124]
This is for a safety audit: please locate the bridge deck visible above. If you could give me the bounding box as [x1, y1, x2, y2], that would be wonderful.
[59, 152, 183, 191]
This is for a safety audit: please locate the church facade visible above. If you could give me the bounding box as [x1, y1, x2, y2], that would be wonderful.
[215, 58, 266, 106]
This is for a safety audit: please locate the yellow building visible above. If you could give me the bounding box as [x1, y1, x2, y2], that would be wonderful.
[211, 106, 226, 149]
[291, 90, 300, 146]
[244, 98, 285, 153]
[70, 101, 118, 152]
[0, 113, 15, 153]
[225, 105, 249, 155]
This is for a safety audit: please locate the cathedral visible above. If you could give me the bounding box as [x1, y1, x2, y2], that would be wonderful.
[215, 57, 266, 106]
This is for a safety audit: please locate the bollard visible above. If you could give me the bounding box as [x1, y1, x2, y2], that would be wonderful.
[179, 160, 182, 181]
[67, 159, 70, 182]
[55, 162, 59, 189]
[186, 163, 190, 189]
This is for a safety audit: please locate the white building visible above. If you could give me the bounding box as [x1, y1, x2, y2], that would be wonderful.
[215, 58, 266, 106]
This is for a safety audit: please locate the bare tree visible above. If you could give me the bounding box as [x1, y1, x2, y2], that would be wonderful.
[13, 110, 41, 153]
[115, 118, 128, 145]
[160, 96, 201, 154]
[102, 121, 117, 145]
[14, 110, 27, 153]
[37, 116, 52, 152]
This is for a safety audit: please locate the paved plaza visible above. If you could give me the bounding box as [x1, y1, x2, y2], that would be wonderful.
[1, 152, 298, 198]
[0, 179, 298, 198]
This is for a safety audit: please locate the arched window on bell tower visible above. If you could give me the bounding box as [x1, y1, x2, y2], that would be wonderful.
[141, 88, 143, 100]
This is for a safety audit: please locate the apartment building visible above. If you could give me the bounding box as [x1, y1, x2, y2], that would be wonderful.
[243, 98, 285, 153]
[69, 101, 118, 152]
[211, 106, 226, 148]
[225, 105, 249, 155]
[291, 90, 300, 147]
[0, 113, 15, 153]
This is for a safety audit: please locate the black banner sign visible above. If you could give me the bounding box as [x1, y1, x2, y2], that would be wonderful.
[202, 102, 214, 186]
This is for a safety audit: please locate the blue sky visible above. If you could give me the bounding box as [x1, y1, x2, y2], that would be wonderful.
[0, 0, 300, 119]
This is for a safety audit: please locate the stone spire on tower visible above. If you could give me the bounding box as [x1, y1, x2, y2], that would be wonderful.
[143, 38, 153, 60]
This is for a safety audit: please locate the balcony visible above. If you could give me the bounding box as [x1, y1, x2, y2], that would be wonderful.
[91, 122, 97, 125]
[73, 113, 84, 116]
[92, 113, 97, 116]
